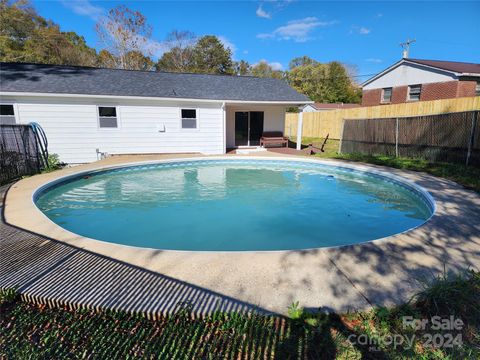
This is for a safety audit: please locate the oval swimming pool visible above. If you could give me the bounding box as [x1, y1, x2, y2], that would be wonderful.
[34, 159, 435, 251]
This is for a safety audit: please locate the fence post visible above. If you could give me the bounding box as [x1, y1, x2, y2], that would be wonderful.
[339, 119, 345, 154]
[466, 111, 478, 166]
[395, 117, 399, 158]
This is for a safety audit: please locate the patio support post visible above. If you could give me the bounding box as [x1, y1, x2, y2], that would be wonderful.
[296, 110, 303, 150]
[222, 102, 226, 154]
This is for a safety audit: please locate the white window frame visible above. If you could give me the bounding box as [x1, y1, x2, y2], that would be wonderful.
[97, 105, 120, 130]
[476, 81, 480, 96]
[0, 102, 18, 125]
[179, 108, 199, 130]
[381, 87, 392, 103]
[407, 84, 422, 101]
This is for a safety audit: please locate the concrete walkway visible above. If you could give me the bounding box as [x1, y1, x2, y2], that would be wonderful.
[1, 154, 479, 316]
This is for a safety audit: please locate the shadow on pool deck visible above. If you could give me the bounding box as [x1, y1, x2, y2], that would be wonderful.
[1, 186, 265, 318]
[1, 163, 479, 318]
[275, 169, 480, 309]
[1, 183, 392, 358]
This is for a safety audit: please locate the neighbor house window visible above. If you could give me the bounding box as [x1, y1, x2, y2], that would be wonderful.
[476, 81, 480, 96]
[381, 88, 392, 103]
[98, 106, 118, 128]
[181, 109, 197, 129]
[0, 104, 16, 125]
[408, 84, 422, 101]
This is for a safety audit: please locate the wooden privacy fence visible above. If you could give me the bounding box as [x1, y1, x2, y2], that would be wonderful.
[285, 96, 480, 139]
[339, 111, 480, 166]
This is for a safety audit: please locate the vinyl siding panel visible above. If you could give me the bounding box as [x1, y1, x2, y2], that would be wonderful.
[7, 97, 224, 163]
[363, 63, 457, 90]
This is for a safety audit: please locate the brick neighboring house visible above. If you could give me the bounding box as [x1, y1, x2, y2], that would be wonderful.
[361, 58, 480, 106]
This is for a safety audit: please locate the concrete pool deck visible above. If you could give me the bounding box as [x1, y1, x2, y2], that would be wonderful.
[1, 153, 479, 316]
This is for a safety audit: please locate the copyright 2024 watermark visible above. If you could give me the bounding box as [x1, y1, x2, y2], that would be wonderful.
[347, 315, 464, 352]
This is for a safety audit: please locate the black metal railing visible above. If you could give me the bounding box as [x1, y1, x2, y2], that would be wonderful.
[0, 124, 48, 185]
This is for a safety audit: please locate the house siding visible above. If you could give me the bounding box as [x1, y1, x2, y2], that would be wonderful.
[362, 80, 479, 106]
[2, 95, 225, 163]
[362, 62, 457, 91]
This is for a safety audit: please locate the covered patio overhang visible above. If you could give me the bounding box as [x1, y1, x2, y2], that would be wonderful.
[223, 100, 312, 151]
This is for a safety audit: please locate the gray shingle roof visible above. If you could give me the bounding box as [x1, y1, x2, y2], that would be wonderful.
[0, 62, 310, 103]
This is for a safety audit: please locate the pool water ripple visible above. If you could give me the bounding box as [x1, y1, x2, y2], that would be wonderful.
[35, 160, 434, 251]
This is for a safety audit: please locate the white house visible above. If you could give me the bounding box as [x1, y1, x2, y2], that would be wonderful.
[0, 63, 311, 164]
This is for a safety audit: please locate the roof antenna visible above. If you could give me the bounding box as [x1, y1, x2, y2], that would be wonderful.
[400, 38, 416, 58]
[171, 89, 177, 96]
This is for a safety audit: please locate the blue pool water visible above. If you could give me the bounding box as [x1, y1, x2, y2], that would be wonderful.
[35, 160, 434, 251]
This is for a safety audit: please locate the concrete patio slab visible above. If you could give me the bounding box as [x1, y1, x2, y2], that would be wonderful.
[1, 154, 479, 316]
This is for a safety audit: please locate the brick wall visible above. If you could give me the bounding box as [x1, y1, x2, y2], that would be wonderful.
[391, 86, 408, 104]
[362, 80, 479, 106]
[420, 81, 458, 101]
[361, 89, 381, 106]
[457, 81, 477, 97]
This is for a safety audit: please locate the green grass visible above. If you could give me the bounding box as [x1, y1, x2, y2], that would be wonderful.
[292, 137, 480, 193]
[1, 270, 479, 359]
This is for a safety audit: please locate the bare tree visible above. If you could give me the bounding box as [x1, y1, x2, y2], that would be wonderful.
[156, 30, 196, 72]
[96, 5, 153, 70]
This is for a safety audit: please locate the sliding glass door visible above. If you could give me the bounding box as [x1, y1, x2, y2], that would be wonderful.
[234, 111, 264, 146]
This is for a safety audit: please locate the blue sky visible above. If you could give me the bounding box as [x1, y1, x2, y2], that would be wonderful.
[33, 0, 480, 82]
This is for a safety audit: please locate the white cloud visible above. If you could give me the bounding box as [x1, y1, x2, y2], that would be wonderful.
[257, 33, 275, 40]
[256, 5, 271, 19]
[359, 27, 371, 35]
[365, 58, 382, 63]
[218, 36, 237, 57]
[266, 0, 295, 10]
[268, 61, 284, 71]
[350, 25, 371, 35]
[143, 37, 169, 59]
[257, 17, 337, 42]
[254, 59, 284, 71]
[61, 0, 104, 21]
[375, 13, 383, 18]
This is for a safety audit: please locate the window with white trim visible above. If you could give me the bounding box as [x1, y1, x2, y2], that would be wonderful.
[181, 109, 197, 129]
[98, 106, 118, 128]
[381, 87, 392, 103]
[0, 104, 16, 125]
[476, 81, 480, 96]
[408, 84, 421, 101]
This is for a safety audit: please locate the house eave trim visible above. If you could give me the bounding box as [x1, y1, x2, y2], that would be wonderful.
[0, 91, 313, 105]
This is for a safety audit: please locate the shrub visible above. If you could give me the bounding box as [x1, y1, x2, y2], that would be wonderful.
[411, 269, 479, 325]
[41, 153, 63, 173]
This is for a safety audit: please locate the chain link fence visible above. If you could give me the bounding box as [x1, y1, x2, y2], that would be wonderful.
[340, 111, 480, 166]
[0, 124, 42, 185]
